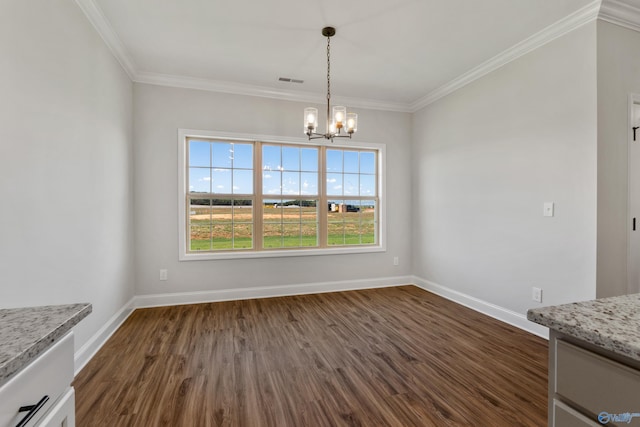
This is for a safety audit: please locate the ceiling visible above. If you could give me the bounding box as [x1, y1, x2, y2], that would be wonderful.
[80, 0, 639, 111]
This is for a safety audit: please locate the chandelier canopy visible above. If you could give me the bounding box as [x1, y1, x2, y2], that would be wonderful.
[304, 27, 357, 142]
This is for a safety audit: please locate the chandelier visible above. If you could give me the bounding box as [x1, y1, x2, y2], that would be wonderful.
[304, 27, 358, 141]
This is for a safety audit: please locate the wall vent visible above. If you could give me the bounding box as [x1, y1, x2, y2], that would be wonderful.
[279, 77, 304, 84]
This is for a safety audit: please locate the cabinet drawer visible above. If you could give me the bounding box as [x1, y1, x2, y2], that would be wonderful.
[0, 333, 74, 427]
[553, 399, 600, 427]
[36, 387, 74, 427]
[556, 339, 640, 415]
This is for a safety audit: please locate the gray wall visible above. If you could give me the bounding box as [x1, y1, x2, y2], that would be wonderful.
[132, 84, 412, 295]
[0, 0, 135, 351]
[410, 23, 598, 314]
[596, 20, 640, 297]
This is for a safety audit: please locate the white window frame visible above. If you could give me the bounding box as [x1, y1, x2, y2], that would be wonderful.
[178, 129, 387, 261]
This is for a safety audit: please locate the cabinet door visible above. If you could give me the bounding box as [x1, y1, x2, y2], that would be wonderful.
[556, 339, 640, 414]
[553, 400, 600, 427]
[36, 388, 75, 427]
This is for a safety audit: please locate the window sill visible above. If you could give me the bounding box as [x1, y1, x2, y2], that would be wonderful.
[179, 245, 386, 261]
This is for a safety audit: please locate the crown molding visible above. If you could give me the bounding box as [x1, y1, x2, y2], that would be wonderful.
[599, 0, 640, 32]
[74, 0, 137, 79]
[78, 0, 637, 115]
[134, 71, 413, 112]
[408, 0, 602, 112]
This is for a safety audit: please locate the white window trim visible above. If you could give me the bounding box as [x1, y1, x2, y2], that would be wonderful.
[178, 129, 387, 261]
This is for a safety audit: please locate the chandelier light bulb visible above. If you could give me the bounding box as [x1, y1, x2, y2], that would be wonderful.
[346, 113, 358, 133]
[304, 107, 318, 133]
[333, 106, 346, 129]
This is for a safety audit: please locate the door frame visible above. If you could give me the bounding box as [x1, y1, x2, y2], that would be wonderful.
[627, 93, 640, 294]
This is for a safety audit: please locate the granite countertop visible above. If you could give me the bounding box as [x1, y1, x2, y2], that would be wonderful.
[0, 303, 92, 387]
[527, 293, 640, 361]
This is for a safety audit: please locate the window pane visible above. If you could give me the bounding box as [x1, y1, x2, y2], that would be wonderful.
[263, 201, 283, 223]
[225, 200, 252, 250]
[344, 200, 361, 244]
[189, 141, 210, 167]
[263, 170, 281, 195]
[206, 199, 253, 251]
[233, 224, 252, 249]
[261, 200, 318, 249]
[189, 168, 211, 193]
[361, 220, 375, 244]
[282, 147, 300, 171]
[301, 204, 317, 223]
[212, 168, 231, 193]
[264, 223, 282, 248]
[212, 142, 233, 168]
[262, 145, 281, 172]
[326, 199, 377, 247]
[301, 148, 318, 172]
[328, 222, 344, 246]
[282, 172, 300, 196]
[212, 222, 232, 250]
[344, 151, 359, 173]
[301, 172, 318, 196]
[190, 224, 211, 251]
[360, 152, 375, 174]
[189, 199, 211, 251]
[326, 173, 342, 196]
[343, 173, 358, 196]
[282, 203, 301, 223]
[301, 223, 318, 247]
[211, 203, 232, 250]
[283, 223, 301, 247]
[360, 175, 375, 196]
[233, 169, 253, 194]
[326, 149, 342, 172]
[233, 200, 253, 223]
[232, 143, 253, 169]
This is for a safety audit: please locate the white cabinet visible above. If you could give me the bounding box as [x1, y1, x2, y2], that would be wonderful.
[549, 331, 640, 426]
[0, 333, 75, 427]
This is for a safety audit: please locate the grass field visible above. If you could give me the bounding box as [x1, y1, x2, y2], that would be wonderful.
[189, 205, 375, 251]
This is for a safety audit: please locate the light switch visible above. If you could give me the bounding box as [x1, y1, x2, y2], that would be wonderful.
[543, 202, 554, 217]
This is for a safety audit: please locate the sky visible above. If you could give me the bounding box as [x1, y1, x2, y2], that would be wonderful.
[188, 140, 376, 200]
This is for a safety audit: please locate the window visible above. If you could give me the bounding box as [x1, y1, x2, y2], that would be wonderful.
[179, 130, 385, 260]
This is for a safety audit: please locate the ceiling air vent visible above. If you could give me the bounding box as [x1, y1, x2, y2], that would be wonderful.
[279, 77, 304, 84]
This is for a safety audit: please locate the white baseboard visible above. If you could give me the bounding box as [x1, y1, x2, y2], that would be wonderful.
[132, 275, 415, 308]
[412, 276, 549, 339]
[74, 297, 135, 375]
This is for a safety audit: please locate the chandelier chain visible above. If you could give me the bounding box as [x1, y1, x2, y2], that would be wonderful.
[326, 35, 331, 102]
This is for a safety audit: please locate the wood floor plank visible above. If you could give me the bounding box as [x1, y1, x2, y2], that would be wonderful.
[73, 285, 547, 426]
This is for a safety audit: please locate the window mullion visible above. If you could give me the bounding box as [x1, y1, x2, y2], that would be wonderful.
[254, 141, 263, 251]
[319, 146, 328, 248]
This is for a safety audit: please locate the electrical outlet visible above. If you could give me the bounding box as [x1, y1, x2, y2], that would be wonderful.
[532, 287, 542, 303]
[393, 256, 399, 266]
[160, 269, 168, 281]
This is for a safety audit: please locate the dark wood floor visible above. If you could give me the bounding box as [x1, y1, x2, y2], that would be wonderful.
[73, 285, 548, 426]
